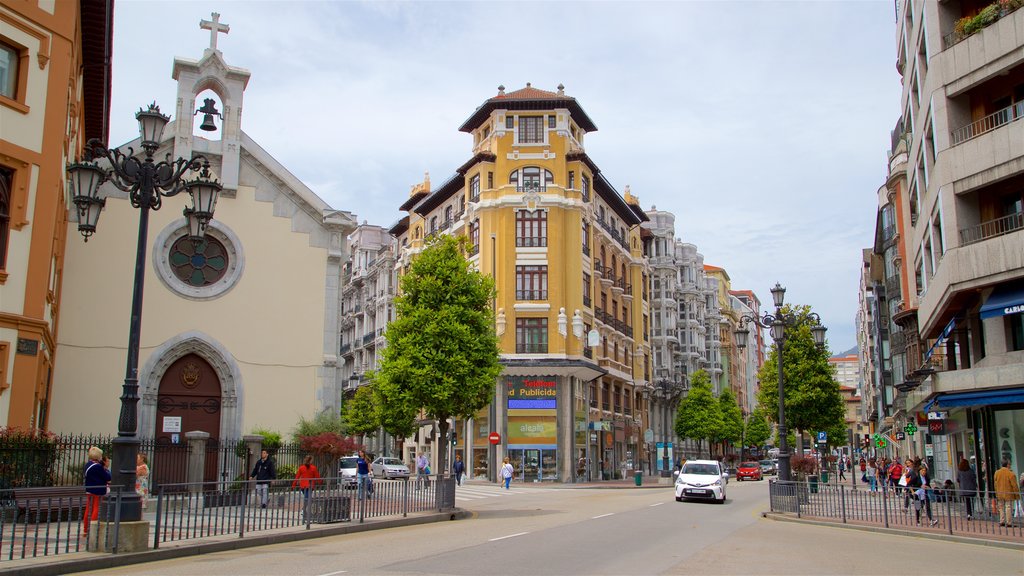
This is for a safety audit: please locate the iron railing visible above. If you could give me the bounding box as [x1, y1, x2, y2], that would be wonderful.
[768, 479, 1023, 541]
[958, 212, 1024, 246]
[0, 476, 456, 562]
[950, 101, 1024, 145]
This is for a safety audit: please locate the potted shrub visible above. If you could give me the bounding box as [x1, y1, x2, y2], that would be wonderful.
[790, 454, 820, 498]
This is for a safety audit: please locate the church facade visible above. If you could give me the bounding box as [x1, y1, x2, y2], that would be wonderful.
[49, 15, 356, 443]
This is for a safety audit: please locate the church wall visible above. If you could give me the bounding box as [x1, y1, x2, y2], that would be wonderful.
[51, 174, 332, 437]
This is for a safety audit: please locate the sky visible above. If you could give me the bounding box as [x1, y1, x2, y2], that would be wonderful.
[107, 0, 903, 355]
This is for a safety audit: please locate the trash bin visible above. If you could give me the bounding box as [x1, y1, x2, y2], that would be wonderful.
[808, 475, 819, 494]
[634, 471, 642, 486]
[820, 471, 829, 484]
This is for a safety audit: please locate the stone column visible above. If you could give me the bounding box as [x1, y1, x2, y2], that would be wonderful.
[186, 431, 210, 495]
[243, 434, 264, 478]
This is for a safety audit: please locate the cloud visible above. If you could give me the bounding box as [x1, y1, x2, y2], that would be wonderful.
[108, 0, 902, 353]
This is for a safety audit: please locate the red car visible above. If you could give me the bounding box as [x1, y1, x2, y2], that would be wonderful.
[736, 461, 763, 481]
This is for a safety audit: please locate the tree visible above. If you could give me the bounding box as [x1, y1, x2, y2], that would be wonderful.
[744, 407, 771, 451]
[675, 370, 722, 458]
[371, 235, 502, 477]
[343, 385, 380, 439]
[716, 388, 744, 455]
[756, 304, 844, 451]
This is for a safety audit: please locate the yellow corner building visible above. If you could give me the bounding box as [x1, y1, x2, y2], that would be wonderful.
[391, 84, 651, 483]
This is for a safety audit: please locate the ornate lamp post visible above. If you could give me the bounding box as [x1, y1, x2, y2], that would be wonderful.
[67, 103, 222, 522]
[734, 283, 826, 483]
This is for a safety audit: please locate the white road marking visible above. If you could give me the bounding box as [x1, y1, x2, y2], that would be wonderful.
[592, 513, 615, 519]
[489, 531, 529, 541]
[317, 571, 347, 576]
[649, 502, 665, 507]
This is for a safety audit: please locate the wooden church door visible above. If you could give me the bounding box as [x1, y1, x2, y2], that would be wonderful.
[154, 353, 222, 486]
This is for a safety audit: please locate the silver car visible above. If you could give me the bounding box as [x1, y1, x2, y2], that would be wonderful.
[371, 456, 410, 479]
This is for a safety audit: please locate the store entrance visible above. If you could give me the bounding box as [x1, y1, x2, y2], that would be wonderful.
[507, 448, 558, 481]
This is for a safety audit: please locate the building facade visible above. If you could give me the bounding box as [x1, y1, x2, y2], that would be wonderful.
[866, 0, 1023, 485]
[0, 0, 111, 429]
[391, 85, 651, 482]
[50, 17, 357, 456]
[339, 223, 397, 456]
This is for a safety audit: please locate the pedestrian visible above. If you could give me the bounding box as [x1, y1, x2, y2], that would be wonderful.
[500, 456, 514, 490]
[452, 453, 466, 487]
[867, 457, 879, 493]
[250, 449, 276, 509]
[135, 453, 150, 511]
[838, 457, 847, 481]
[416, 451, 430, 490]
[956, 457, 977, 520]
[918, 462, 937, 526]
[83, 446, 111, 537]
[993, 457, 1021, 527]
[356, 450, 371, 500]
[900, 459, 916, 512]
[859, 456, 867, 475]
[889, 458, 904, 494]
[292, 455, 321, 511]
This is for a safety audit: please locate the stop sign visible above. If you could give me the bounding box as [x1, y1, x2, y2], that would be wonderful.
[488, 432, 501, 445]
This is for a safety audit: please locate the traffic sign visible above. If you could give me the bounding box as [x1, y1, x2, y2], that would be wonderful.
[488, 432, 501, 445]
[817, 431, 827, 444]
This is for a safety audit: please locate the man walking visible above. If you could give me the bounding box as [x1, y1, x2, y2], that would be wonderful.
[250, 449, 276, 509]
[416, 451, 430, 490]
[838, 457, 847, 481]
[993, 457, 1021, 527]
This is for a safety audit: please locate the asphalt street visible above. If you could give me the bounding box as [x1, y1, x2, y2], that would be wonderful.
[82, 479, 1023, 576]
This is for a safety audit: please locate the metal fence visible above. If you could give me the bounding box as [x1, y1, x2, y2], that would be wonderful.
[0, 475, 456, 561]
[0, 485, 128, 561]
[768, 479, 1023, 541]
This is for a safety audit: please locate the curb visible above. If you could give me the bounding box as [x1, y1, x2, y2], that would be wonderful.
[0, 509, 471, 576]
[763, 511, 1024, 551]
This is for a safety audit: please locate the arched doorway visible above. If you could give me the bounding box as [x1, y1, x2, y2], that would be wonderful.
[154, 353, 222, 486]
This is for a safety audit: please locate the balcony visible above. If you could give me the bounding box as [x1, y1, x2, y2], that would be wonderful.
[516, 236, 547, 248]
[582, 242, 590, 257]
[611, 277, 625, 296]
[363, 333, 375, 345]
[942, 3, 1022, 51]
[340, 343, 351, 355]
[516, 290, 548, 301]
[467, 243, 480, 256]
[516, 342, 548, 354]
[951, 102, 1024, 146]
[884, 275, 902, 299]
[621, 284, 633, 303]
[595, 309, 612, 325]
[958, 212, 1023, 246]
[583, 294, 592, 308]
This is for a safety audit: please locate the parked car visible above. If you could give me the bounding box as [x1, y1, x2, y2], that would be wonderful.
[759, 459, 777, 476]
[338, 455, 359, 488]
[371, 456, 410, 479]
[736, 461, 763, 481]
[674, 459, 727, 503]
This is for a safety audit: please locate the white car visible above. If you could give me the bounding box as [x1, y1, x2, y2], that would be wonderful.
[371, 456, 410, 479]
[674, 459, 728, 503]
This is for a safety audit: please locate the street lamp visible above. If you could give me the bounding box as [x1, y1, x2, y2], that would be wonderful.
[67, 103, 222, 522]
[734, 283, 826, 483]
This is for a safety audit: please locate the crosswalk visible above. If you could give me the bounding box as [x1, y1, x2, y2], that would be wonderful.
[453, 483, 559, 502]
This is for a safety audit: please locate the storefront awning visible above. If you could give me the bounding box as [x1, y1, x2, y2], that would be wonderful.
[924, 387, 1024, 411]
[979, 285, 1024, 319]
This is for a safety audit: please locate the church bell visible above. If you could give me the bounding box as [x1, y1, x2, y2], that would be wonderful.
[195, 97, 222, 132]
[199, 113, 217, 132]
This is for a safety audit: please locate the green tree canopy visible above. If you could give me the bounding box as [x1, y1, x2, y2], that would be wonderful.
[756, 304, 844, 446]
[675, 370, 722, 458]
[716, 388, 744, 450]
[343, 384, 380, 438]
[744, 406, 771, 450]
[371, 235, 502, 474]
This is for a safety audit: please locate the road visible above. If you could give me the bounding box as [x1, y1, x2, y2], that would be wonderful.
[85, 479, 1023, 576]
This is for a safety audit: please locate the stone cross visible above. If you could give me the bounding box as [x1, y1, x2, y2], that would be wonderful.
[200, 12, 230, 51]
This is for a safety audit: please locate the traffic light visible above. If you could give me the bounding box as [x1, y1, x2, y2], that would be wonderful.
[449, 431, 457, 445]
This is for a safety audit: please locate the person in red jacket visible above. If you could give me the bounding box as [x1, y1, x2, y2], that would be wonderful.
[292, 455, 321, 511]
[889, 459, 904, 493]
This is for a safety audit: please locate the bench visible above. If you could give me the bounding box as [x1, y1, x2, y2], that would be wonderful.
[10, 486, 87, 522]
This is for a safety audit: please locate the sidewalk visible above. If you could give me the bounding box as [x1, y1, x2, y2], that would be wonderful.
[0, 508, 470, 576]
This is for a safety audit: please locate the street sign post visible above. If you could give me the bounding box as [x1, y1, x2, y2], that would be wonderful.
[816, 431, 827, 444]
[488, 432, 501, 445]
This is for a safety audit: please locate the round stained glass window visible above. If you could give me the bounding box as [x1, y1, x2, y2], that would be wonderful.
[169, 236, 228, 287]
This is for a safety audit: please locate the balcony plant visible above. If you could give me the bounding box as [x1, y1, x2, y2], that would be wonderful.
[953, 0, 1023, 43]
